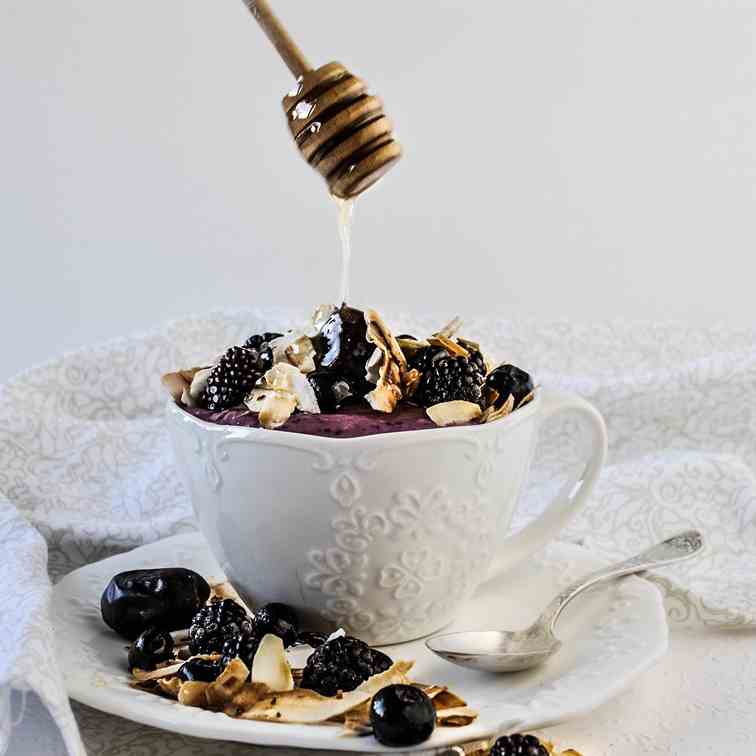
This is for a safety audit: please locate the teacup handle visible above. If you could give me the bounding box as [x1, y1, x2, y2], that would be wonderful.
[487, 390, 608, 580]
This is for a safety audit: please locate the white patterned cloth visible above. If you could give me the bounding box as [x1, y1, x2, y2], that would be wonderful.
[1, 310, 755, 754]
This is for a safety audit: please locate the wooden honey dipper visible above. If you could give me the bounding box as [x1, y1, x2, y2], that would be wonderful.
[243, 0, 402, 199]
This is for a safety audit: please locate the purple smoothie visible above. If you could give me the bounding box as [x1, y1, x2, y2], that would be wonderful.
[182, 402, 469, 439]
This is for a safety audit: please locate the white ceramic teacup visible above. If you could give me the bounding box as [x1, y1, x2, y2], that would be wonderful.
[167, 390, 607, 645]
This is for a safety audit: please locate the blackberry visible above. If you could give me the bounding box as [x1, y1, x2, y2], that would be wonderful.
[127, 626, 174, 672]
[408, 346, 448, 375]
[312, 305, 371, 381]
[485, 364, 534, 409]
[201, 346, 270, 411]
[177, 657, 223, 683]
[370, 684, 436, 747]
[300, 636, 392, 697]
[490, 733, 549, 756]
[416, 355, 486, 408]
[244, 332, 282, 351]
[254, 603, 299, 647]
[188, 599, 254, 655]
[220, 630, 263, 670]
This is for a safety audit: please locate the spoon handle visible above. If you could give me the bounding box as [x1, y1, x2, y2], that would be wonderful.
[542, 530, 704, 633]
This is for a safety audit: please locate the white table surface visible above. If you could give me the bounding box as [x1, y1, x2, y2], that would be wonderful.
[8, 629, 754, 755]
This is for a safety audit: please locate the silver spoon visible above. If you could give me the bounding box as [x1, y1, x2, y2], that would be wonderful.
[426, 530, 703, 673]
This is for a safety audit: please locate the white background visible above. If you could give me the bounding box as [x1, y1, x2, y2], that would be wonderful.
[2, 1, 756, 382]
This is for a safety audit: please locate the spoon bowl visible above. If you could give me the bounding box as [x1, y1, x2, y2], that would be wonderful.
[426, 530, 704, 673]
[426, 630, 562, 673]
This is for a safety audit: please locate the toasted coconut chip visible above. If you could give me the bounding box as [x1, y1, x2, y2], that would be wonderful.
[427, 400, 482, 427]
[435, 706, 478, 726]
[364, 309, 407, 413]
[161, 368, 202, 402]
[251, 634, 294, 692]
[364, 348, 383, 384]
[131, 662, 185, 682]
[365, 309, 407, 370]
[178, 680, 210, 707]
[366, 382, 402, 413]
[516, 388, 536, 409]
[239, 687, 368, 724]
[341, 700, 372, 734]
[428, 335, 469, 358]
[433, 316, 463, 340]
[402, 368, 422, 398]
[188, 367, 213, 401]
[157, 677, 181, 699]
[416, 685, 467, 710]
[269, 333, 317, 374]
[259, 392, 297, 429]
[235, 661, 414, 725]
[262, 363, 320, 414]
[481, 393, 515, 424]
[206, 658, 250, 707]
[454, 740, 492, 756]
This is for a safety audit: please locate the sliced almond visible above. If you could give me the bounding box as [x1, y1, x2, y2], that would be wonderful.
[433, 316, 463, 339]
[397, 337, 430, 353]
[428, 335, 469, 358]
[426, 400, 482, 427]
[251, 634, 294, 692]
[178, 680, 210, 707]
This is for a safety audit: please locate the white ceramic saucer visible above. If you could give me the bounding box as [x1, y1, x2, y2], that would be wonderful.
[52, 532, 668, 752]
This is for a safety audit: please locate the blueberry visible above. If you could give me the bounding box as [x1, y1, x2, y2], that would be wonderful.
[307, 370, 355, 412]
[254, 603, 299, 647]
[296, 631, 329, 647]
[485, 364, 534, 409]
[177, 657, 223, 683]
[370, 684, 436, 747]
[101, 568, 210, 640]
[128, 627, 174, 672]
[312, 305, 371, 380]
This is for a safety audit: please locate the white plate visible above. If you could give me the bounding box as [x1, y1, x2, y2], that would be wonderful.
[53, 532, 668, 752]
